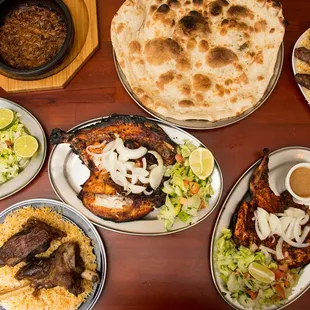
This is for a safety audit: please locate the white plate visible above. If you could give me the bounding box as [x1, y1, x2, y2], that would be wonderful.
[292, 28, 310, 105]
[0, 98, 46, 200]
[0, 198, 107, 310]
[113, 44, 284, 130]
[48, 116, 223, 236]
[210, 146, 310, 310]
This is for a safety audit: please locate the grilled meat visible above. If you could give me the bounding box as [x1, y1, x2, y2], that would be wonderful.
[50, 115, 177, 222]
[295, 73, 310, 90]
[232, 149, 310, 268]
[295, 47, 310, 66]
[0, 218, 66, 267]
[15, 242, 85, 296]
[50, 114, 177, 170]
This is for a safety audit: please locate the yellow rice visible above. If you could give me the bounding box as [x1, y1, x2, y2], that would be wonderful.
[0, 206, 97, 310]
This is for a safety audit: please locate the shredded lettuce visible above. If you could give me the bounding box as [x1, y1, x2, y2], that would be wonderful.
[214, 229, 301, 309]
[159, 142, 214, 230]
[0, 113, 30, 184]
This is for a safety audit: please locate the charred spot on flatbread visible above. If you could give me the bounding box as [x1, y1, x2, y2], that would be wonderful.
[192, 74, 212, 91]
[206, 47, 238, 68]
[144, 38, 182, 65]
[179, 100, 194, 108]
[179, 11, 210, 37]
[209, 1, 223, 16]
[227, 5, 254, 19]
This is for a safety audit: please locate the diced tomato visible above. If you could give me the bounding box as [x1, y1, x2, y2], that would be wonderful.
[180, 197, 187, 205]
[244, 273, 250, 278]
[246, 290, 258, 300]
[279, 264, 288, 272]
[273, 284, 285, 299]
[184, 180, 190, 186]
[190, 182, 200, 194]
[271, 269, 286, 281]
[200, 200, 206, 210]
[175, 154, 184, 163]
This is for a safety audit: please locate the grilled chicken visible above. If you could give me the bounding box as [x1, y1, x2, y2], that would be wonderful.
[0, 218, 66, 267]
[50, 115, 177, 222]
[15, 242, 85, 296]
[232, 149, 310, 268]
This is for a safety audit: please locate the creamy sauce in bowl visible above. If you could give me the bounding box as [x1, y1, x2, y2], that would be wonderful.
[290, 167, 310, 198]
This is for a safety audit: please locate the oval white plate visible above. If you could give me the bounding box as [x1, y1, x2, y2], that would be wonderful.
[292, 28, 310, 105]
[48, 116, 223, 236]
[0, 198, 107, 310]
[0, 98, 46, 200]
[210, 146, 310, 310]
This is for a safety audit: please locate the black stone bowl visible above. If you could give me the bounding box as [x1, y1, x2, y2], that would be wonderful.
[0, 0, 74, 80]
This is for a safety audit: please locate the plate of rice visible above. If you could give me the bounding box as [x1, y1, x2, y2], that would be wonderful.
[0, 198, 107, 310]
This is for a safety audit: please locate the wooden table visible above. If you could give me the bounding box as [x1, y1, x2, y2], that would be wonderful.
[0, 1, 310, 309]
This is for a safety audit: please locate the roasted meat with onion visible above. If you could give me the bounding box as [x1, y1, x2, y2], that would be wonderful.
[232, 149, 310, 268]
[15, 242, 85, 296]
[0, 218, 66, 267]
[50, 115, 177, 222]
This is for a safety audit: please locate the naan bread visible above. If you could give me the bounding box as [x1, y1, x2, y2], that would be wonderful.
[111, 0, 286, 121]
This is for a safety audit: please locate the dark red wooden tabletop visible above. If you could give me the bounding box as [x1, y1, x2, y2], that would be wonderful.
[0, 1, 310, 309]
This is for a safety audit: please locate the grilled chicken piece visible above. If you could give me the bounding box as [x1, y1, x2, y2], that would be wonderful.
[295, 73, 310, 90]
[295, 47, 310, 66]
[232, 149, 310, 268]
[50, 114, 177, 170]
[15, 242, 85, 296]
[0, 218, 66, 267]
[50, 115, 177, 222]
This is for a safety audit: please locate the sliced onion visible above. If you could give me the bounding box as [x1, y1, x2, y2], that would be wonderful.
[142, 158, 147, 170]
[255, 208, 271, 240]
[103, 139, 117, 153]
[282, 233, 310, 248]
[149, 166, 166, 190]
[285, 218, 296, 240]
[294, 216, 305, 243]
[143, 189, 154, 196]
[116, 139, 147, 162]
[280, 217, 292, 234]
[260, 245, 276, 255]
[299, 226, 310, 244]
[148, 150, 164, 167]
[128, 184, 146, 194]
[269, 213, 282, 236]
[255, 211, 266, 240]
[300, 214, 309, 225]
[276, 237, 284, 260]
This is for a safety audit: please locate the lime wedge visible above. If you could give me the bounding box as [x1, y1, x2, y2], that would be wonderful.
[0, 108, 14, 130]
[189, 148, 214, 180]
[248, 262, 275, 284]
[13, 135, 38, 158]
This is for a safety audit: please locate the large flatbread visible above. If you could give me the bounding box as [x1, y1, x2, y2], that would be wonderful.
[111, 0, 286, 121]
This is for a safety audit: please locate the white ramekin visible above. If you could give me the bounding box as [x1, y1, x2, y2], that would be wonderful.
[285, 162, 310, 204]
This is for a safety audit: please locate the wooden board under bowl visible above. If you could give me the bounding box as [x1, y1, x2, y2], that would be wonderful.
[0, 0, 98, 93]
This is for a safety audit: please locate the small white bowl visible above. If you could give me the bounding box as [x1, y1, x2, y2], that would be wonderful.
[285, 163, 310, 204]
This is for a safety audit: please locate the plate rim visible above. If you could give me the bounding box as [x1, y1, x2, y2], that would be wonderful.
[0, 98, 47, 200]
[113, 43, 284, 130]
[48, 115, 224, 236]
[0, 197, 107, 310]
[209, 146, 310, 310]
[291, 28, 310, 105]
